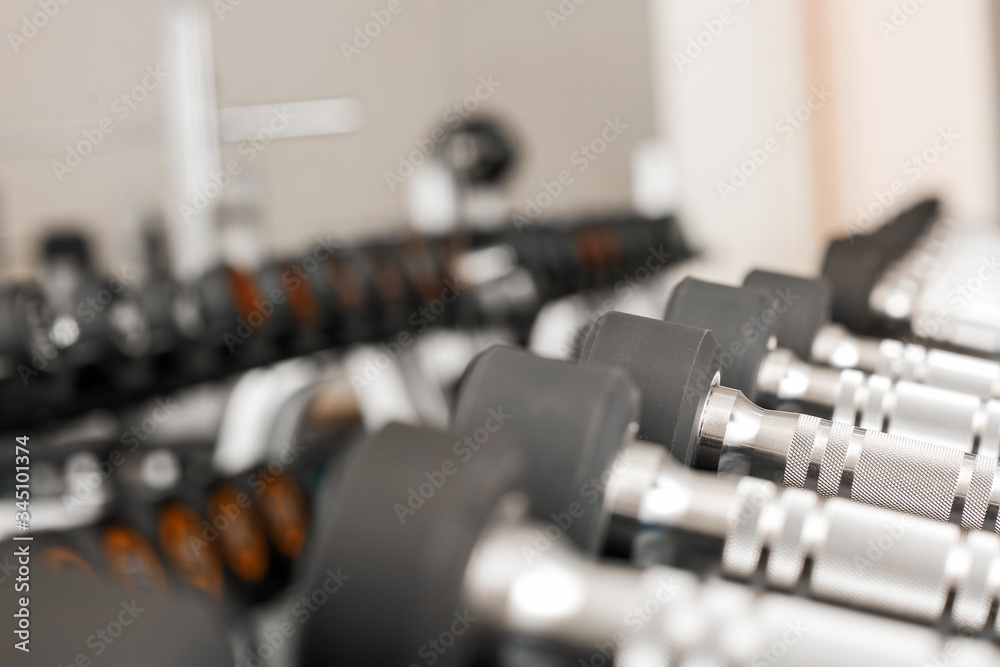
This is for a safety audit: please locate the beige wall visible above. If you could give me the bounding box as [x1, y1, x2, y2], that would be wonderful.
[811, 0, 1000, 236]
[6, 0, 999, 283]
[0, 0, 656, 278]
[648, 0, 1000, 283]
[649, 0, 821, 282]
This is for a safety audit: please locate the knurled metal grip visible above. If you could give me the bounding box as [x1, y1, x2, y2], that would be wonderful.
[831, 371, 1000, 455]
[720, 476, 1000, 633]
[702, 386, 1000, 533]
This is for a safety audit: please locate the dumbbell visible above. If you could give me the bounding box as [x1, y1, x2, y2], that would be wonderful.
[579, 310, 1000, 533]
[868, 220, 1000, 352]
[0, 281, 60, 385]
[453, 345, 1000, 634]
[0, 214, 688, 431]
[822, 197, 939, 336]
[41, 232, 153, 368]
[746, 269, 1000, 401]
[5, 424, 314, 606]
[297, 422, 998, 665]
[666, 276, 1000, 456]
[825, 198, 1000, 356]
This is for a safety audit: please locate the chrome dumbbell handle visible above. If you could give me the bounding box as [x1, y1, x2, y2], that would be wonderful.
[470, 522, 1000, 666]
[811, 323, 1000, 401]
[623, 442, 1000, 633]
[724, 477, 1000, 634]
[699, 385, 1000, 532]
[834, 370, 1000, 457]
[759, 348, 1000, 456]
[621, 577, 998, 667]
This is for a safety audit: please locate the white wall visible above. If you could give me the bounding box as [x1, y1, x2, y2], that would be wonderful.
[649, 0, 820, 284]
[820, 0, 1000, 234]
[648, 0, 1000, 283]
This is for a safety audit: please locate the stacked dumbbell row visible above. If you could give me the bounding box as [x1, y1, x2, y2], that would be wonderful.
[665, 275, 1000, 458]
[0, 433, 318, 608]
[0, 213, 688, 429]
[11, 268, 1000, 664]
[294, 346, 1000, 663]
[290, 277, 1000, 662]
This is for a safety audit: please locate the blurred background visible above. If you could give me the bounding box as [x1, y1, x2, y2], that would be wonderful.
[3, 0, 996, 281]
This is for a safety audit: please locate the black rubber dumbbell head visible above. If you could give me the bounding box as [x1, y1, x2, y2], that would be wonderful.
[0, 282, 55, 372]
[41, 230, 93, 271]
[663, 277, 773, 400]
[870, 197, 939, 260]
[743, 269, 832, 362]
[821, 235, 885, 335]
[298, 423, 524, 666]
[577, 311, 721, 469]
[0, 567, 232, 666]
[821, 198, 938, 335]
[452, 345, 637, 554]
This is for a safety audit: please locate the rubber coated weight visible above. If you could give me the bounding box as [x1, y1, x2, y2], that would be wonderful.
[870, 197, 938, 259]
[452, 345, 638, 554]
[821, 235, 885, 335]
[255, 261, 298, 337]
[0, 283, 54, 375]
[578, 311, 722, 468]
[0, 568, 232, 666]
[664, 277, 772, 400]
[193, 266, 242, 340]
[298, 424, 524, 667]
[743, 270, 832, 361]
[821, 198, 937, 335]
